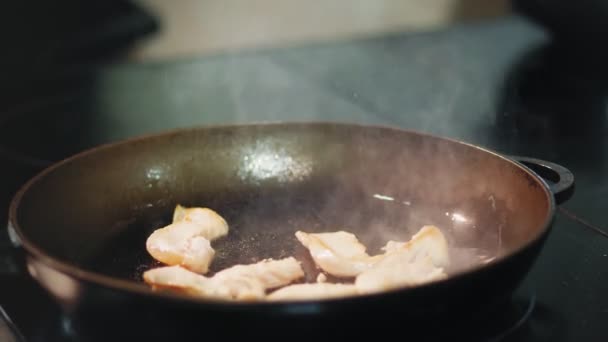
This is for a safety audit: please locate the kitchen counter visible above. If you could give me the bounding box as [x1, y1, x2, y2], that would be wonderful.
[1, 13, 607, 341]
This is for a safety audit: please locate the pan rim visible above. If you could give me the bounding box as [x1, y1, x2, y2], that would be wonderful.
[7, 121, 556, 307]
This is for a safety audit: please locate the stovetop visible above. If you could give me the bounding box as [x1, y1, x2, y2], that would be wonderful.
[1, 288, 537, 341]
[1, 13, 608, 342]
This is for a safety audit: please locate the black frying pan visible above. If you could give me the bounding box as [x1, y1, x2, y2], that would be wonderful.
[7, 123, 573, 340]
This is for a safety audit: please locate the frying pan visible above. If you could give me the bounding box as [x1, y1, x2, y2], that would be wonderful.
[7, 122, 573, 340]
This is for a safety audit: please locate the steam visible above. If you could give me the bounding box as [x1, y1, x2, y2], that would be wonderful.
[264, 127, 510, 276]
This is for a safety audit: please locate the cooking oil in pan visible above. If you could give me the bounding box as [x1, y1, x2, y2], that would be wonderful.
[85, 187, 506, 283]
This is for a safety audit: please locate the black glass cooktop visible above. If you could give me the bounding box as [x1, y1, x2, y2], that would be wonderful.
[1, 14, 607, 341]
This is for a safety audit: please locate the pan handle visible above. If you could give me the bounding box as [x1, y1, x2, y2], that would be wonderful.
[2, 223, 25, 277]
[510, 156, 575, 205]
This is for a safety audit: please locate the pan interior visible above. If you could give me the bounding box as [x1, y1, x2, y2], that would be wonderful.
[13, 124, 551, 286]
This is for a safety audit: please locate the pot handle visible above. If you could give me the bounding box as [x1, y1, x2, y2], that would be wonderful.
[510, 156, 575, 205]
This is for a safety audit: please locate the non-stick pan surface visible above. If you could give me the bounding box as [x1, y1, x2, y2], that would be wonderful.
[8, 122, 573, 339]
